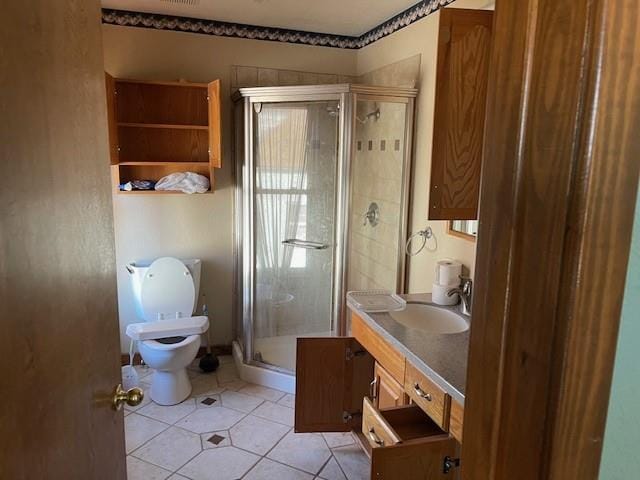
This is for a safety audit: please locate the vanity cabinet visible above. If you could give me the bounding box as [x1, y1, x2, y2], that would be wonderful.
[295, 312, 463, 478]
[428, 8, 493, 220]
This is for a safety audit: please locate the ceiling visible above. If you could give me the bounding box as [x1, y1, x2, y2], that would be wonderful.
[100, 0, 422, 36]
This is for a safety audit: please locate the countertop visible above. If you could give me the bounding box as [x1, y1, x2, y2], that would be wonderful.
[348, 293, 469, 405]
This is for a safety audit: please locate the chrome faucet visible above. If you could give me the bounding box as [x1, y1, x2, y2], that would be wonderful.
[447, 277, 472, 316]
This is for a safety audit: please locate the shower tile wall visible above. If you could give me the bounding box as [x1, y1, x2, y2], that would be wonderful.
[348, 101, 407, 292]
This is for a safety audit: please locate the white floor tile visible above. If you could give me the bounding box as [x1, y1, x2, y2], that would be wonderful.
[332, 445, 370, 480]
[252, 401, 294, 426]
[178, 447, 260, 480]
[167, 475, 190, 480]
[220, 390, 264, 413]
[190, 374, 223, 397]
[318, 457, 347, 480]
[322, 432, 355, 449]
[125, 413, 168, 454]
[239, 384, 286, 402]
[267, 431, 331, 475]
[216, 378, 247, 391]
[126, 456, 171, 480]
[132, 426, 202, 471]
[216, 363, 240, 383]
[229, 414, 290, 455]
[245, 458, 314, 480]
[137, 399, 196, 424]
[277, 393, 296, 409]
[175, 406, 246, 433]
[200, 430, 231, 449]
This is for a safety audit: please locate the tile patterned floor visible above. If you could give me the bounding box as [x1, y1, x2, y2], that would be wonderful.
[125, 356, 370, 480]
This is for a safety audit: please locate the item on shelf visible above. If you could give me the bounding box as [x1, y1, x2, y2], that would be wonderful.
[120, 179, 156, 191]
[155, 172, 210, 194]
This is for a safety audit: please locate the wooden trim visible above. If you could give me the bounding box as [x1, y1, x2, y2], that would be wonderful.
[446, 222, 477, 242]
[208, 79, 222, 169]
[462, 0, 640, 479]
[114, 78, 210, 88]
[121, 344, 232, 366]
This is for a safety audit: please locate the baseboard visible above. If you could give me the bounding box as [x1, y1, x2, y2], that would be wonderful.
[121, 344, 232, 366]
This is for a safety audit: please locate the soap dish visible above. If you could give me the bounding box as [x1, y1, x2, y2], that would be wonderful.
[346, 290, 407, 313]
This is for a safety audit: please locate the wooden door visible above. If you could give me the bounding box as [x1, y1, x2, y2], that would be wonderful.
[208, 79, 222, 168]
[462, 0, 640, 479]
[0, 2, 126, 479]
[374, 362, 409, 410]
[295, 337, 374, 432]
[429, 8, 493, 220]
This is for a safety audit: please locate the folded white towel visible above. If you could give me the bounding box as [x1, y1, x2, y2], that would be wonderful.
[155, 172, 210, 194]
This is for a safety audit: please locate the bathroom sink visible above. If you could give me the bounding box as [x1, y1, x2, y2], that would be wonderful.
[389, 302, 469, 334]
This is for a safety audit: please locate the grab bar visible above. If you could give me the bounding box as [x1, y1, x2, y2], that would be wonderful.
[281, 238, 329, 250]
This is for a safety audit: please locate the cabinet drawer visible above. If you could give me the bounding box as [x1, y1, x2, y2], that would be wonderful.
[404, 361, 451, 430]
[361, 397, 457, 479]
[351, 313, 405, 384]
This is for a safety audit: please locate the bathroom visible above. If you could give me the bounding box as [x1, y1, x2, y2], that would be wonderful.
[2, 1, 639, 480]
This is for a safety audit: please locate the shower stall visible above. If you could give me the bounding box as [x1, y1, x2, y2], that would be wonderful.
[232, 84, 417, 390]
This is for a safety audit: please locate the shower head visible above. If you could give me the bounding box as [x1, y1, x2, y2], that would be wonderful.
[326, 105, 339, 117]
[356, 103, 380, 124]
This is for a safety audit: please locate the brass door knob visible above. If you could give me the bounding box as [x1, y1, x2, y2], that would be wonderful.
[112, 384, 144, 411]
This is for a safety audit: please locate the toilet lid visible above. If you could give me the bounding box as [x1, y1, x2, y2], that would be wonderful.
[140, 257, 196, 321]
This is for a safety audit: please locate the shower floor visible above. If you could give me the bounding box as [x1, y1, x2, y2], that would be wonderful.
[254, 330, 332, 372]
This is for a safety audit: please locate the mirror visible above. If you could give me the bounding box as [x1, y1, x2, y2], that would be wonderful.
[448, 220, 478, 241]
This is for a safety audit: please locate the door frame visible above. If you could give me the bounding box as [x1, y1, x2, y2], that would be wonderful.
[462, 0, 640, 479]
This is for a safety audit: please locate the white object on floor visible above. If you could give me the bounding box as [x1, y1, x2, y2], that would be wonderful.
[155, 172, 210, 194]
[126, 257, 209, 405]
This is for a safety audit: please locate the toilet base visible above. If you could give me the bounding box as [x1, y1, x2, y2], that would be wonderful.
[150, 368, 192, 405]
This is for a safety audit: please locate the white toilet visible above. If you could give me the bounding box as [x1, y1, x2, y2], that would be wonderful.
[126, 257, 209, 405]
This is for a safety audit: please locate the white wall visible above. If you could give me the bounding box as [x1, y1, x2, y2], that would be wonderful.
[356, 0, 494, 292]
[102, 25, 357, 352]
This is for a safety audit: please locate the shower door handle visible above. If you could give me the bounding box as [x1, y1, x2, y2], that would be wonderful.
[281, 239, 329, 250]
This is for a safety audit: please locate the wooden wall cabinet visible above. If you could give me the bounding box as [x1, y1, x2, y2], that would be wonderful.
[428, 9, 493, 220]
[104, 74, 221, 194]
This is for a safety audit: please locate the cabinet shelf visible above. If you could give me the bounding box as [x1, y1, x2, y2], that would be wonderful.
[117, 122, 208, 130]
[118, 161, 210, 166]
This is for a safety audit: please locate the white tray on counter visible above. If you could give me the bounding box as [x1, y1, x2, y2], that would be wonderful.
[346, 290, 407, 313]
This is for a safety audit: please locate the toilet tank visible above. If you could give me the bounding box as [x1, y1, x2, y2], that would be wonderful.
[127, 258, 201, 321]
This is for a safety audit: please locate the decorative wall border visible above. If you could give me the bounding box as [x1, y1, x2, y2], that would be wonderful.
[101, 0, 456, 49]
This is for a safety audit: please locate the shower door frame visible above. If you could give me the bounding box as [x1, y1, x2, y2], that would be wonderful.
[233, 84, 417, 373]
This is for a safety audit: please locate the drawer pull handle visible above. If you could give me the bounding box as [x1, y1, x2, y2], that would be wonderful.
[370, 378, 377, 400]
[414, 383, 432, 401]
[368, 427, 384, 446]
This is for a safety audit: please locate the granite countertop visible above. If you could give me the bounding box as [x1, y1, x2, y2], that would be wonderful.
[348, 293, 469, 405]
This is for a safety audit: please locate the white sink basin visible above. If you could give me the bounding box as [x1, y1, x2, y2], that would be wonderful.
[390, 303, 469, 334]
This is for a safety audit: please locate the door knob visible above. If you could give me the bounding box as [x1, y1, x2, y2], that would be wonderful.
[112, 383, 144, 411]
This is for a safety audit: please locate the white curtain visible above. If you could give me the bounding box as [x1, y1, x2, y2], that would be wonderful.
[254, 105, 309, 338]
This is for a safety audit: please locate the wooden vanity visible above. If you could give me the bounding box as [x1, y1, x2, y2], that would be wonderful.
[295, 309, 466, 479]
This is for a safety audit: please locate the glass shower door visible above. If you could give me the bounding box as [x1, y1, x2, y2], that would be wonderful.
[252, 101, 339, 372]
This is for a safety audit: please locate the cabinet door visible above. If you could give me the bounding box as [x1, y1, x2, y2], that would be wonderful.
[374, 362, 409, 410]
[207, 79, 221, 168]
[429, 8, 493, 220]
[295, 337, 374, 432]
[104, 72, 119, 165]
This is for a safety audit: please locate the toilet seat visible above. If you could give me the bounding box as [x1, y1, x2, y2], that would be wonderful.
[126, 315, 209, 341]
[140, 257, 196, 321]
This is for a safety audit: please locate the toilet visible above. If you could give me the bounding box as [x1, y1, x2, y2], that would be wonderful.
[126, 257, 209, 405]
